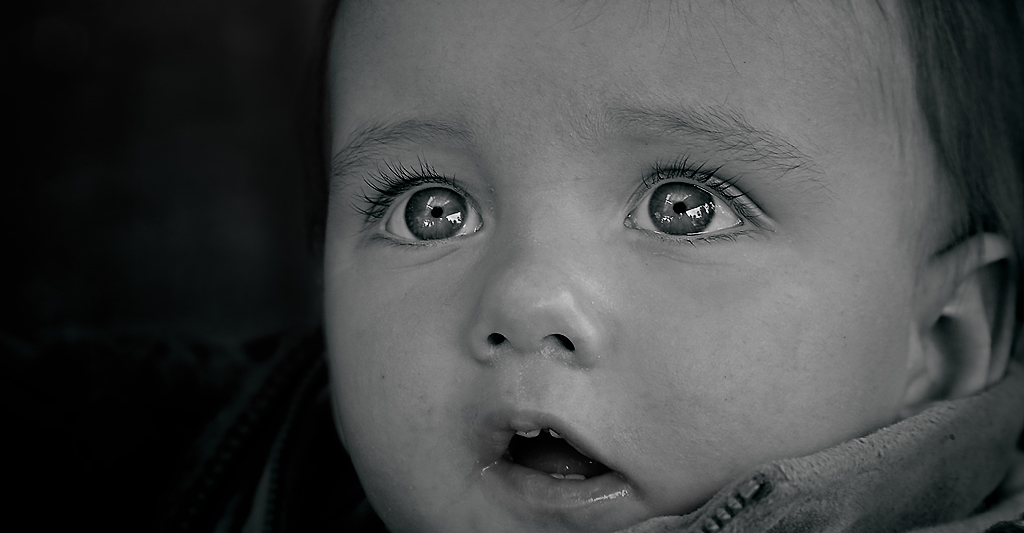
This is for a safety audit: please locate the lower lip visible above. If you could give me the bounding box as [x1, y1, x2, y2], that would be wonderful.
[480, 458, 634, 522]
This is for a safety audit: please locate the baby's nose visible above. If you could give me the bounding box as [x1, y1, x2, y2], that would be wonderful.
[464, 252, 609, 368]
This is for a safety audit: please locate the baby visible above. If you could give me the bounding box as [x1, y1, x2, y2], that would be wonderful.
[311, 0, 1024, 531]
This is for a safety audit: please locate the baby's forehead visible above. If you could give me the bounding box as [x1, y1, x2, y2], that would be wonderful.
[332, 0, 912, 143]
[334, 0, 906, 78]
[333, 2, 921, 191]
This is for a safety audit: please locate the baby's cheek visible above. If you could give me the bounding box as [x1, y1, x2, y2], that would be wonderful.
[715, 269, 910, 449]
[326, 262, 491, 518]
[618, 263, 911, 497]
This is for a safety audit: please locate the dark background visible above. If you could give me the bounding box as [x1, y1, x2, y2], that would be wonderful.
[6, 0, 330, 529]
[7, 0, 325, 340]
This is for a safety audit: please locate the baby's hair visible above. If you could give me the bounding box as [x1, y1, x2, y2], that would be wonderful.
[898, 1, 1024, 319]
[301, 0, 1024, 315]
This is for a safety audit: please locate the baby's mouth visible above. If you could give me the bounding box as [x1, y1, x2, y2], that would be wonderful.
[478, 413, 636, 525]
[505, 427, 612, 480]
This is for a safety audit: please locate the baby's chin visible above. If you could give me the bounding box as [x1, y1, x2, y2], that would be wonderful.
[374, 482, 662, 533]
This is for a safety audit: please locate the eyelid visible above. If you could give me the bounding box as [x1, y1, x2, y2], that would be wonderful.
[638, 160, 774, 233]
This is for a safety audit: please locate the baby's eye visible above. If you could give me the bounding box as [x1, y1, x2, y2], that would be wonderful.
[384, 186, 482, 241]
[625, 181, 742, 236]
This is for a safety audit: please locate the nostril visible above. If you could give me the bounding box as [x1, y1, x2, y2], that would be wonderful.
[551, 334, 575, 351]
[487, 333, 506, 346]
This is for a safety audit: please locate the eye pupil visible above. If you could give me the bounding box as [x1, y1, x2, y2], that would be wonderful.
[404, 187, 467, 240]
[648, 182, 716, 235]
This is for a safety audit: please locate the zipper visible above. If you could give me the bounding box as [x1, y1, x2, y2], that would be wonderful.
[699, 474, 771, 532]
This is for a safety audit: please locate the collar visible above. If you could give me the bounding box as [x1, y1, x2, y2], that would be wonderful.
[619, 361, 1024, 533]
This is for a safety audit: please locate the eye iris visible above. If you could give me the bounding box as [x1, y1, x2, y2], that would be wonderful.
[647, 183, 715, 235]
[404, 187, 467, 240]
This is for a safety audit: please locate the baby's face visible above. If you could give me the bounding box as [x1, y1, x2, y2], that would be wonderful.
[324, 1, 939, 531]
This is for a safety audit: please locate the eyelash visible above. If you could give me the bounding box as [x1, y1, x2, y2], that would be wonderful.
[353, 157, 769, 236]
[353, 159, 462, 222]
[643, 156, 770, 232]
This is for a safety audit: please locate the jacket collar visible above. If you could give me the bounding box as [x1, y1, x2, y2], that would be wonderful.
[619, 361, 1024, 533]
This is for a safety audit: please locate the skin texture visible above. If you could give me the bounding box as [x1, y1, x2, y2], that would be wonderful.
[322, 1, 948, 531]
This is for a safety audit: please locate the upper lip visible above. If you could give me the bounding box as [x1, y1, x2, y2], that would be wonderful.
[476, 406, 621, 477]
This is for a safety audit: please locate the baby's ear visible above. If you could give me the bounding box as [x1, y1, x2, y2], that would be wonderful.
[902, 233, 1018, 417]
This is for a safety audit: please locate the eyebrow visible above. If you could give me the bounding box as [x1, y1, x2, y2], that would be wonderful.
[330, 103, 825, 194]
[602, 102, 823, 186]
[330, 118, 474, 189]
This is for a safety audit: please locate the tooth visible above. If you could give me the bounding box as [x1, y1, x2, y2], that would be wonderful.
[549, 473, 565, 479]
[515, 430, 528, 437]
[564, 474, 585, 481]
[548, 429, 561, 439]
[524, 429, 541, 438]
